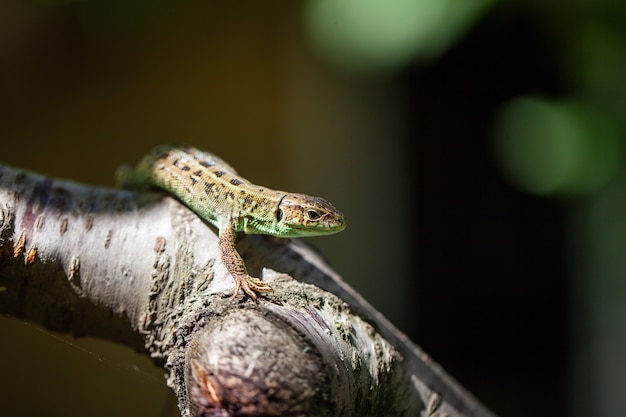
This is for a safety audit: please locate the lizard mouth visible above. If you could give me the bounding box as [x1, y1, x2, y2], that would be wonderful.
[291, 218, 346, 235]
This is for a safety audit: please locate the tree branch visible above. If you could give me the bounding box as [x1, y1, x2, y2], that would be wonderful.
[0, 164, 495, 417]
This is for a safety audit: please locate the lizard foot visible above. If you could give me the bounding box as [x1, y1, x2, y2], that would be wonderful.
[231, 276, 273, 302]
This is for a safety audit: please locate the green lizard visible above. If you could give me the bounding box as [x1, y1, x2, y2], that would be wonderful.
[118, 145, 346, 301]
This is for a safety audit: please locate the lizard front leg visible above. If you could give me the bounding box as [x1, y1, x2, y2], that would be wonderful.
[217, 224, 273, 301]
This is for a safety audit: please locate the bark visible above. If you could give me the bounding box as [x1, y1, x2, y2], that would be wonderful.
[0, 164, 496, 417]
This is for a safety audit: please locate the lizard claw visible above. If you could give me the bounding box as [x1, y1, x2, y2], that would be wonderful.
[231, 276, 273, 302]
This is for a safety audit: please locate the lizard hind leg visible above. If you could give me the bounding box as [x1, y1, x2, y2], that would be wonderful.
[218, 226, 273, 302]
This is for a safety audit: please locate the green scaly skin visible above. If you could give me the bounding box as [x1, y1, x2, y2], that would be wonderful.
[117, 145, 346, 301]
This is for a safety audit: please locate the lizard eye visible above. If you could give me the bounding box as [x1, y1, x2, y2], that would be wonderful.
[276, 208, 284, 222]
[306, 209, 321, 221]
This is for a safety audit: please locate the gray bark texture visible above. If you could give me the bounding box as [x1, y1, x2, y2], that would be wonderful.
[0, 164, 496, 417]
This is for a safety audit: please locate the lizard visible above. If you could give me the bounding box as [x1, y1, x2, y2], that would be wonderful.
[117, 145, 346, 301]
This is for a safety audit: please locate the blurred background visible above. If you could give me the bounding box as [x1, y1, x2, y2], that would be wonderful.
[1, 0, 626, 416]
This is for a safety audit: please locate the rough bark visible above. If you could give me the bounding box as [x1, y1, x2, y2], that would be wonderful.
[0, 164, 496, 417]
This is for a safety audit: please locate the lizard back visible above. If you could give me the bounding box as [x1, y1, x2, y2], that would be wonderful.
[132, 145, 286, 233]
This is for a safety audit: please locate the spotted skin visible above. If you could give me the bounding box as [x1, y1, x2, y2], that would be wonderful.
[118, 145, 346, 301]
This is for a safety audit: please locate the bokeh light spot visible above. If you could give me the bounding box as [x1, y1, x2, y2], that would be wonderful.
[305, 0, 495, 74]
[494, 97, 622, 196]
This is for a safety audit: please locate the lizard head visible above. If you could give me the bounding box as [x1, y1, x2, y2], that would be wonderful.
[276, 193, 346, 237]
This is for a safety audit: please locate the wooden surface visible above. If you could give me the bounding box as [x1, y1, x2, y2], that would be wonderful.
[0, 164, 496, 417]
